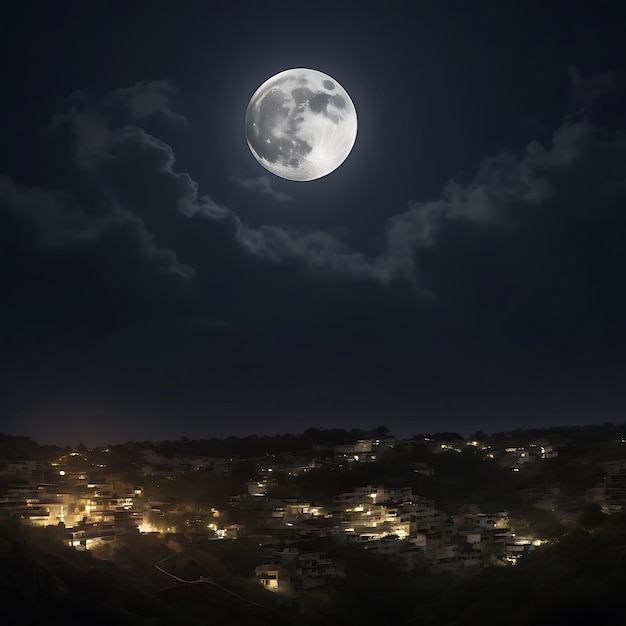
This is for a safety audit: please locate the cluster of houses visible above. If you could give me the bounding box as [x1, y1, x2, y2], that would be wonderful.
[1, 431, 625, 595]
[246, 484, 537, 593]
[0, 452, 143, 548]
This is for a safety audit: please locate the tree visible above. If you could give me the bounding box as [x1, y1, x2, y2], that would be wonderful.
[372, 425, 390, 438]
[576, 502, 607, 530]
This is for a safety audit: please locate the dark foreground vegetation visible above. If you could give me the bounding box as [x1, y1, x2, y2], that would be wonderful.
[1, 509, 626, 625]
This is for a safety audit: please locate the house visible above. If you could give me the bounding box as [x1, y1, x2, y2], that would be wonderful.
[498, 447, 533, 471]
[255, 564, 292, 593]
[256, 540, 344, 593]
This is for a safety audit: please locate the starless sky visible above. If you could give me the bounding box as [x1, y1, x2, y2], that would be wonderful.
[1, 1, 625, 446]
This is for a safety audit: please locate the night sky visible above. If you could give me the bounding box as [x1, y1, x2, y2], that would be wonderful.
[2, 2, 626, 446]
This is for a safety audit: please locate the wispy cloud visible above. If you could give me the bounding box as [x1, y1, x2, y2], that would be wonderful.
[234, 175, 295, 203]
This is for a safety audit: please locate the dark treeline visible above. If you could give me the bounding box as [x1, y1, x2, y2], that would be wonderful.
[1, 421, 625, 462]
[128, 422, 626, 460]
[0, 434, 66, 462]
[121, 425, 392, 459]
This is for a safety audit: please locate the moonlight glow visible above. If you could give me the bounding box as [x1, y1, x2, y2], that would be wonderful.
[245, 68, 358, 181]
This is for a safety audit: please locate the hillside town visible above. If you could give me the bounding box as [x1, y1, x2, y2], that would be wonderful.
[1, 426, 626, 595]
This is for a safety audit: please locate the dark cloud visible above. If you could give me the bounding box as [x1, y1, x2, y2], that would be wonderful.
[233, 175, 295, 203]
[414, 121, 626, 355]
[0, 174, 104, 248]
[54, 98, 402, 285]
[104, 81, 188, 127]
[49, 81, 187, 169]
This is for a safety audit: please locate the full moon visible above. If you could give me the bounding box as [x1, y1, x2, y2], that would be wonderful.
[245, 68, 357, 181]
